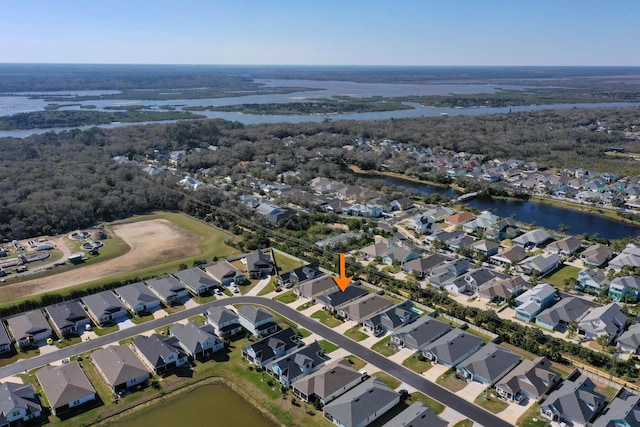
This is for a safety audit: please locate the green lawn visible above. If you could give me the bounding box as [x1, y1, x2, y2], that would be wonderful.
[407, 392, 445, 415]
[310, 310, 342, 327]
[93, 324, 119, 337]
[273, 251, 305, 274]
[257, 278, 276, 296]
[373, 371, 401, 390]
[0, 346, 40, 368]
[344, 355, 367, 371]
[401, 355, 432, 374]
[131, 312, 155, 325]
[371, 336, 395, 357]
[544, 264, 580, 288]
[436, 369, 467, 392]
[318, 340, 339, 354]
[193, 293, 218, 304]
[344, 326, 368, 342]
[453, 420, 474, 427]
[188, 314, 206, 324]
[473, 390, 509, 414]
[297, 328, 312, 338]
[517, 403, 548, 427]
[274, 290, 298, 304]
[296, 301, 314, 311]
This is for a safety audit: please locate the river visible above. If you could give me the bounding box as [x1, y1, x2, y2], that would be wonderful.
[378, 176, 640, 239]
[110, 383, 277, 427]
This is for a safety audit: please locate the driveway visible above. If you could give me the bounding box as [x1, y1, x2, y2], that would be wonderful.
[456, 381, 486, 401]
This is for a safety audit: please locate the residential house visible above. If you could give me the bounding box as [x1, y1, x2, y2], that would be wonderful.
[577, 269, 609, 293]
[463, 210, 501, 234]
[45, 300, 90, 337]
[593, 388, 640, 427]
[204, 261, 245, 286]
[0, 382, 42, 425]
[131, 334, 189, 375]
[609, 276, 640, 301]
[268, 341, 327, 387]
[456, 343, 521, 386]
[514, 283, 556, 322]
[5, 310, 51, 348]
[581, 244, 614, 267]
[36, 362, 96, 415]
[317, 286, 369, 313]
[173, 268, 218, 296]
[616, 323, 640, 354]
[442, 268, 505, 296]
[445, 211, 476, 226]
[491, 246, 527, 266]
[363, 301, 418, 336]
[411, 214, 436, 235]
[478, 276, 527, 304]
[91, 345, 150, 393]
[421, 328, 484, 367]
[113, 282, 162, 315]
[241, 328, 301, 369]
[446, 234, 476, 251]
[322, 377, 400, 427]
[429, 258, 472, 287]
[518, 253, 560, 277]
[294, 275, 338, 300]
[0, 321, 11, 354]
[277, 263, 323, 288]
[512, 229, 552, 248]
[471, 240, 500, 258]
[82, 291, 128, 326]
[360, 241, 419, 266]
[337, 294, 394, 323]
[206, 307, 242, 339]
[245, 250, 275, 278]
[540, 376, 605, 427]
[403, 254, 451, 278]
[292, 358, 365, 405]
[391, 315, 452, 351]
[424, 206, 454, 222]
[237, 305, 278, 338]
[343, 203, 383, 218]
[609, 245, 640, 272]
[578, 303, 626, 341]
[385, 402, 448, 427]
[145, 276, 189, 306]
[170, 321, 224, 360]
[546, 236, 582, 257]
[535, 297, 595, 331]
[496, 356, 561, 403]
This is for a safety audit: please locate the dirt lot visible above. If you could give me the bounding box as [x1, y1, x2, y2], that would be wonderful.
[0, 219, 203, 302]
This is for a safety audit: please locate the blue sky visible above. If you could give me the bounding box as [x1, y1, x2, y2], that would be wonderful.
[1, 1, 638, 66]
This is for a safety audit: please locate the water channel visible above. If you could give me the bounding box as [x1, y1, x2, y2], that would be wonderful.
[378, 176, 640, 240]
[111, 383, 277, 427]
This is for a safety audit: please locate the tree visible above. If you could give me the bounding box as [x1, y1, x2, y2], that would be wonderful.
[596, 333, 611, 352]
[558, 223, 569, 235]
[567, 320, 578, 339]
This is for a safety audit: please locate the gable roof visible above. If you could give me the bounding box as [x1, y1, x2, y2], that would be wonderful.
[0, 321, 10, 348]
[295, 274, 337, 299]
[592, 388, 640, 427]
[542, 376, 605, 425]
[404, 254, 451, 275]
[496, 356, 560, 399]
[317, 286, 369, 310]
[546, 236, 582, 254]
[204, 261, 244, 283]
[446, 211, 476, 224]
[457, 343, 521, 383]
[0, 382, 41, 423]
[386, 402, 448, 427]
[132, 333, 185, 368]
[6, 310, 51, 342]
[515, 283, 556, 306]
[45, 300, 89, 330]
[578, 302, 626, 337]
[513, 229, 552, 246]
[423, 328, 484, 366]
[269, 341, 325, 382]
[292, 359, 362, 402]
[246, 250, 273, 273]
[279, 263, 324, 285]
[114, 282, 160, 308]
[173, 268, 218, 293]
[339, 294, 394, 322]
[91, 345, 149, 388]
[519, 253, 560, 275]
[581, 244, 614, 266]
[392, 315, 452, 350]
[478, 276, 527, 301]
[82, 291, 127, 319]
[536, 297, 595, 327]
[491, 246, 527, 264]
[145, 276, 186, 300]
[237, 305, 274, 324]
[617, 323, 640, 351]
[170, 321, 221, 355]
[323, 377, 399, 427]
[206, 307, 239, 326]
[366, 300, 418, 331]
[36, 361, 96, 410]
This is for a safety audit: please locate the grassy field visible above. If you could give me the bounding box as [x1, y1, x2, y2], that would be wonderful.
[473, 390, 509, 413]
[344, 326, 368, 342]
[272, 251, 305, 274]
[371, 335, 395, 357]
[318, 340, 339, 354]
[545, 264, 581, 288]
[517, 403, 548, 427]
[401, 355, 432, 374]
[436, 369, 467, 392]
[274, 290, 298, 304]
[310, 310, 342, 327]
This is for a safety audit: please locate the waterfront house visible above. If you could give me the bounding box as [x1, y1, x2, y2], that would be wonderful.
[0, 321, 11, 354]
[456, 343, 521, 386]
[363, 300, 418, 336]
[391, 315, 452, 351]
[206, 307, 242, 339]
[608, 245, 640, 272]
[292, 358, 365, 405]
[535, 297, 595, 331]
[36, 362, 96, 416]
[132, 334, 189, 375]
[322, 377, 400, 427]
[491, 246, 527, 266]
[578, 302, 626, 341]
[237, 305, 277, 338]
[317, 286, 369, 313]
[546, 236, 582, 257]
[385, 402, 448, 427]
[268, 341, 327, 388]
[170, 321, 224, 360]
[445, 211, 476, 226]
[514, 283, 556, 322]
[204, 261, 245, 286]
[616, 323, 640, 354]
[513, 229, 552, 248]
[114, 282, 162, 315]
[277, 263, 323, 288]
[344, 203, 383, 218]
[6, 310, 51, 348]
[145, 276, 189, 306]
[91, 345, 150, 393]
[82, 291, 128, 326]
[45, 300, 90, 337]
[421, 328, 484, 367]
[608, 276, 640, 301]
[580, 244, 614, 267]
[478, 275, 527, 304]
[241, 328, 301, 369]
[577, 269, 609, 293]
[0, 382, 42, 425]
[496, 356, 561, 403]
[540, 376, 605, 427]
[293, 274, 337, 300]
[593, 388, 640, 427]
[462, 210, 501, 234]
[518, 253, 560, 277]
[403, 253, 451, 278]
[245, 249, 275, 278]
[173, 267, 218, 296]
[337, 294, 394, 323]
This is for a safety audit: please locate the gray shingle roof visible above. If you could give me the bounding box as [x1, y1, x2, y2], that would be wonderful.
[496, 356, 560, 400]
[6, 310, 51, 342]
[317, 286, 368, 310]
[132, 334, 185, 369]
[457, 343, 520, 384]
[204, 261, 243, 283]
[294, 274, 336, 299]
[536, 297, 594, 328]
[269, 341, 325, 383]
[617, 323, 640, 352]
[45, 300, 89, 331]
[339, 294, 394, 322]
[291, 359, 362, 402]
[242, 328, 299, 365]
[36, 361, 96, 411]
[592, 388, 640, 427]
[0, 382, 41, 423]
[578, 302, 626, 337]
[173, 268, 218, 293]
[422, 328, 484, 366]
[82, 291, 127, 320]
[114, 282, 160, 308]
[385, 402, 448, 427]
[541, 376, 605, 425]
[170, 321, 221, 356]
[392, 315, 452, 350]
[91, 345, 149, 388]
[206, 307, 238, 326]
[0, 321, 12, 348]
[145, 276, 186, 300]
[237, 305, 273, 324]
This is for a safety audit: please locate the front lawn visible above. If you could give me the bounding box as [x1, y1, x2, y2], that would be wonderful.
[436, 369, 467, 392]
[373, 371, 401, 390]
[257, 278, 276, 296]
[344, 355, 367, 371]
[545, 264, 580, 288]
[93, 324, 119, 337]
[310, 310, 342, 327]
[274, 290, 298, 304]
[344, 326, 368, 342]
[401, 355, 432, 374]
[473, 390, 509, 414]
[371, 336, 395, 357]
[296, 301, 314, 311]
[407, 391, 445, 414]
[318, 340, 339, 354]
[517, 403, 548, 427]
[453, 420, 474, 427]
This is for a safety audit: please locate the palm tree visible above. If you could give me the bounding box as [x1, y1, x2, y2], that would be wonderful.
[596, 333, 611, 352]
[567, 320, 578, 339]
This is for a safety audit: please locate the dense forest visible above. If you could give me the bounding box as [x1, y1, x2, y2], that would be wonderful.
[2, 106, 640, 240]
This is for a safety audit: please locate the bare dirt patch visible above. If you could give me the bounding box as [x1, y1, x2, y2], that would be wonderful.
[0, 219, 202, 302]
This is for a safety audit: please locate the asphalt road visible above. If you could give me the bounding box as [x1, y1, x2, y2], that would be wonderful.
[0, 296, 511, 427]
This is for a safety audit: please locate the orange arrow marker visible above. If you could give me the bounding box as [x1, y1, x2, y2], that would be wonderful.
[332, 253, 352, 292]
